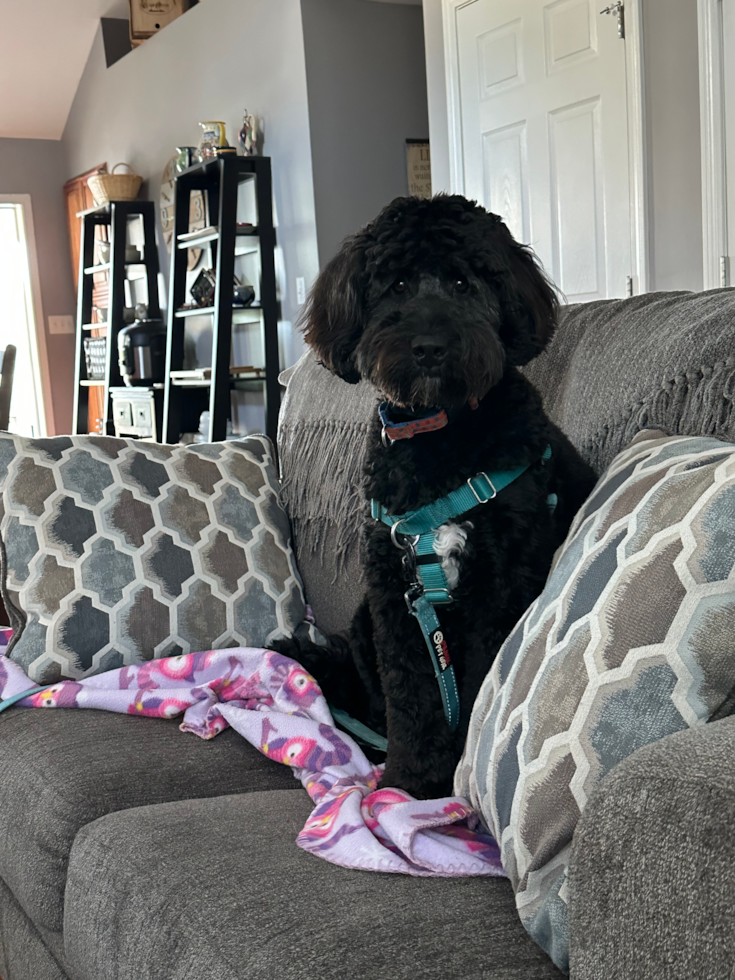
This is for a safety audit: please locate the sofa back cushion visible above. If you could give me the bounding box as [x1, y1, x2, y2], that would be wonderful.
[454, 430, 735, 972]
[1, 434, 307, 684]
[522, 288, 735, 474]
[279, 290, 735, 634]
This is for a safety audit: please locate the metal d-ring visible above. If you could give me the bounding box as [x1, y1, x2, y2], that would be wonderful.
[390, 520, 418, 550]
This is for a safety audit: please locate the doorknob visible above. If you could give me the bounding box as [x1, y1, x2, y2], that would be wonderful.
[600, 1, 625, 39]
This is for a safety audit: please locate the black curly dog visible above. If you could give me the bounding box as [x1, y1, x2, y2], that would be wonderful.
[273, 195, 596, 798]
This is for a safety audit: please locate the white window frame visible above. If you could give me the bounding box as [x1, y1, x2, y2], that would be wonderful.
[0, 194, 52, 437]
[441, 0, 649, 294]
[0, 194, 56, 438]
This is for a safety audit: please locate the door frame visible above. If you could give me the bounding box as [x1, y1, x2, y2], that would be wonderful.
[441, 0, 649, 294]
[697, 0, 728, 289]
[0, 194, 52, 436]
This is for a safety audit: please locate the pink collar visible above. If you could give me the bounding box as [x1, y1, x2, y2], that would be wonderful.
[379, 398, 479, 446]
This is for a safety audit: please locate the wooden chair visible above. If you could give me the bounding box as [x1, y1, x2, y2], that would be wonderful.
[0, 344, 16, 431]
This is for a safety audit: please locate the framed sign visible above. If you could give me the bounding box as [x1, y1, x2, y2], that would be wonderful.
[406, 140, 432, 199]
[129, 0, 184, 44]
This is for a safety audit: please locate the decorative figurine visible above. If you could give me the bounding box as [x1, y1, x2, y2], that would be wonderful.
[238, 110, 257, 156]
[198, 121, 227, 160]
[175, 146, 197, 172]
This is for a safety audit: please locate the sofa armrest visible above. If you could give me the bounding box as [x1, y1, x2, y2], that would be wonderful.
[568, 716, 735, 980]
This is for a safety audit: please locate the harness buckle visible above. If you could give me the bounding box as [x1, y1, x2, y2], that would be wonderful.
[467, 472, 497, 504]
[404, 583, 424, 615]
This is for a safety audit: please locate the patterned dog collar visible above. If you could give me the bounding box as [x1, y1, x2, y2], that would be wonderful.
[379, 402, 449, 445]
[378, 398, 480, 446]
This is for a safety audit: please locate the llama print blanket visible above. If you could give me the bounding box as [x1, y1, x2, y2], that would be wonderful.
[0, 649, 503, 878]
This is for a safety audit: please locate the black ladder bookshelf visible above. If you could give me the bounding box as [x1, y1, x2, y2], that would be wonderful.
[162, 155, 280, 445]
[72, 200, 161, 434]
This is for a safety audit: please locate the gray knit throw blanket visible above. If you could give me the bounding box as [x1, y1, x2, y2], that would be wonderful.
[278, 289, 735, 631]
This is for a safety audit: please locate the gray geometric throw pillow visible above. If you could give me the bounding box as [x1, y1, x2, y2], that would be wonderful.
[454, 430, 735, 974]
[0, 433, 308, 684]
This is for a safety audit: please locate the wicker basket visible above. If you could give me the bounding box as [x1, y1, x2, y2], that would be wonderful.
[83, 338, 107, 380]
[87, 163, 143, 205]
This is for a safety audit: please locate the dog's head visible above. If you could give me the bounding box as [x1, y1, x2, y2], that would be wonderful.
[301, 195, 558, 409]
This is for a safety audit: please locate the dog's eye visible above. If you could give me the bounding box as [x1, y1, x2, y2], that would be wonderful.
[392, 280, 407, 294]
[453, 278, 469, 293]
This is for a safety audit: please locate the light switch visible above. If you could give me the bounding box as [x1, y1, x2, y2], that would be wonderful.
[48, 315, 75, 335]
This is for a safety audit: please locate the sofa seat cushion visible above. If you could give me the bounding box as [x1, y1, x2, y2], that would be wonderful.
[0, 708, 298, 950]
[0, 873, 69, 980]
[64, 790, 563, 980]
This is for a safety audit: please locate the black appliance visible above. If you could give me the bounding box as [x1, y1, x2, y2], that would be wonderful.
[117, 317, 166, 387]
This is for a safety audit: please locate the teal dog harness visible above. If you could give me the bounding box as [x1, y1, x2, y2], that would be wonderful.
[372, 445, 553, 732]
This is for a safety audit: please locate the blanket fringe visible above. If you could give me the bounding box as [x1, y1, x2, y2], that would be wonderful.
[583, 357, 735, 472]
[278, 419, 371, 568]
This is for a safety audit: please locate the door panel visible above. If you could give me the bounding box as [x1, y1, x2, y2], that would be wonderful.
[456, 0, 632, 301]
[482, 121, 529, 243]
[549, 97, 604, 298]
[544, 0, 597, 72]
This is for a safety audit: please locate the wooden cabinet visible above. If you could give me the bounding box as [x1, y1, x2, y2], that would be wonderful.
[62, 164, 106, 292]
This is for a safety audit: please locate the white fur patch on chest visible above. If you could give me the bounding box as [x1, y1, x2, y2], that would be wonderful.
[432, 521, 473, 590]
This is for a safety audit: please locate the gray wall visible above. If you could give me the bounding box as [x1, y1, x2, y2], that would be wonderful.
[643, 0, 703, 292]
[62, 0, 320, 370]
[301, 0, 429, 264]
[422, 0, 704, 294]
[0, 137, 76, 433]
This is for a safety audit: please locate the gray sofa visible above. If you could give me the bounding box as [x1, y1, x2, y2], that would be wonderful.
[1, 290, 734, 980]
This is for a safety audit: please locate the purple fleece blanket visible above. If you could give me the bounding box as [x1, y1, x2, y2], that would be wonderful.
[0, 649, 503, 878]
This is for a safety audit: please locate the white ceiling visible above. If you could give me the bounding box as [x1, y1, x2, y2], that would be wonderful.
[1, 0, 132, 140]
[0, 0, 422, 142]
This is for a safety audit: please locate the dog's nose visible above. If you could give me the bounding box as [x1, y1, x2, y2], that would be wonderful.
[411, 335, 447, 366]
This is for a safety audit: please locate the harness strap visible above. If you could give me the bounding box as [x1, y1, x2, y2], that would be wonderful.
[414, 532, 452, 605]
[372, 445, 553, 733]
[371, 445, 552, 535]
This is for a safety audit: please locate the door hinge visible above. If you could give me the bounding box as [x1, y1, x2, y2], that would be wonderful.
[600, 1, 625, 39]
[626, 275, 634, 297]
[720, 256, 729, 288]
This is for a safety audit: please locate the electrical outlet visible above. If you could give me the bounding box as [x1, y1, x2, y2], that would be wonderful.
[48, 315, 75, 335]
[296, 277, 306, 305]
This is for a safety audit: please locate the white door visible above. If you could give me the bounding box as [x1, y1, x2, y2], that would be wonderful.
[698, 0, 735, 288]
[721, 0, 735, 283]
[452, 0, 635, 302]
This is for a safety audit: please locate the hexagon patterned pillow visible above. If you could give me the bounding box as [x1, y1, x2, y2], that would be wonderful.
[454, 430, 735, 974]
[0, 434, 309, 684]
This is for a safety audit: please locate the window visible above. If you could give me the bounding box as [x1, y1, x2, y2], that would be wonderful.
[0, 199, 48, 437]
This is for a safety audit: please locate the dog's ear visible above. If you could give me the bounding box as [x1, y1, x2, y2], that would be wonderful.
[299, 233, 369, 384]
[492, 226, 559, 366]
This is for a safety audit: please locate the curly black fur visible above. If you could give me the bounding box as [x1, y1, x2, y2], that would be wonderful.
[273, 195, 596, 798]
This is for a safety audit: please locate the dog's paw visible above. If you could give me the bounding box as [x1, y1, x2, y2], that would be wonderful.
[267, 637, 302, 659]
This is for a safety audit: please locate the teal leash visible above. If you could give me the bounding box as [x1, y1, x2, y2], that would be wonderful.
[330, 706, 389, 753]
[0, 686, 47, 714]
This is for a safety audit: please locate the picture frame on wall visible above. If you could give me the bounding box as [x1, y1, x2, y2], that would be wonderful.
[406, 140, 432, 199]
[128, 0, 185, 45]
